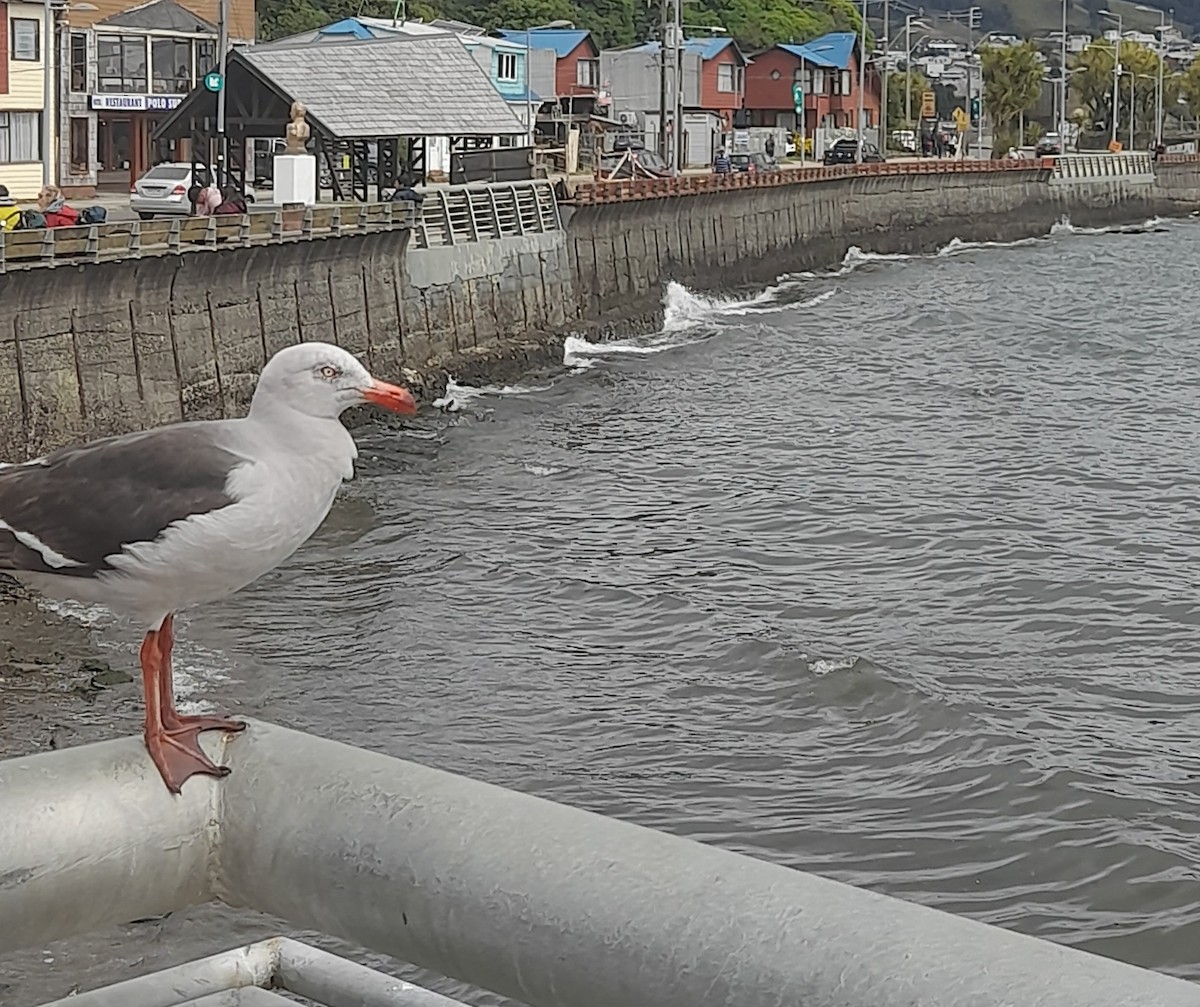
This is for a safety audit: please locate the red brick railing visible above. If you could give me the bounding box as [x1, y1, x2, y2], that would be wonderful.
[1157, 153, 1200, 164]
[568, 157, 1054, 204]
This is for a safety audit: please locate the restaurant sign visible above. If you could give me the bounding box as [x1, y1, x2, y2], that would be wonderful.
[90, 94, 184, 112]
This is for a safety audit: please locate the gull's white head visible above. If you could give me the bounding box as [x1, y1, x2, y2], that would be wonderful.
[251, 342, 417, 421]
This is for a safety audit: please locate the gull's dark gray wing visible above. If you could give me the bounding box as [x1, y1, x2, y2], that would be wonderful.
[0, 426, 246, 578]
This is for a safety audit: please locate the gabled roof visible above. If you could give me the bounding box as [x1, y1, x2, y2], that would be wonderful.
[230, 34, 525, 137]
[494, 28, 596, 58]
[788, 31, 858, 70]
[95, 0, 216, 33]
[626, 37, 745, 63]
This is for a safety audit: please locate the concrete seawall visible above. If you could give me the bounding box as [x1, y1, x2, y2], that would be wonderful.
[2, 161, 1200, 461]
[566, 159, 1199, 325]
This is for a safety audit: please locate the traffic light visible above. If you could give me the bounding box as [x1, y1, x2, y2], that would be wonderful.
[970, 96, 981, 126]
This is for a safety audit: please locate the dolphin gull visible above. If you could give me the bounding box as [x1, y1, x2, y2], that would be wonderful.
[0, 342, 417, 793]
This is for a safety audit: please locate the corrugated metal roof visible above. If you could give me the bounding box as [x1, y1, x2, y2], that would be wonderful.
[794, 31, 858, 69]
[777, 42, 829, 67]
[495, 28, 594, 58]
[626, 37, 742, 62]
[241, 35, 526, 137]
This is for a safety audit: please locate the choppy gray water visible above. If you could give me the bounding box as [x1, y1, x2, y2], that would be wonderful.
[6, 216, 1200, 1003]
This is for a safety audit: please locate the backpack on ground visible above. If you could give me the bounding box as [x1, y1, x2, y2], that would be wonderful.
[78, 205, 106, 225]
[17, 209, 45, 230]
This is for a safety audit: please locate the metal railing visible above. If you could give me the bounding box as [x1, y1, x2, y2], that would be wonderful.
[35, 937, 466, 1007]
[413, 180, 561, 248]
[1051, 152, 1156, 183]
[0, 203, 416, 273]
[3, 720, 1200, 1007]
[568, 158, 1055, 204]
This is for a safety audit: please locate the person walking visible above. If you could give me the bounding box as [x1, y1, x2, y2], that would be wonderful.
[714, 148, 732, 174]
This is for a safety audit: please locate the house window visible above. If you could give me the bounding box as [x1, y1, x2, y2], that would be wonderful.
[809, 68, 825, 93]
[576, 57, 598, 87]
[69, 117, 88, 173]
[497, 51, 518, 82]
[717, 62, 734, 93]
[152, 37, 191, 93]
[0, 112, 41, 162]
[11, 19, 39, 61]
[70, 32, 87, 91]
[841, 70, 852, 94]
[194, 39, 214, 75]
[96, 34, 148, 93]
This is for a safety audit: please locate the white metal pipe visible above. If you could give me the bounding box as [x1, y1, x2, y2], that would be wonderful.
[275, 938, 468, 1007]
[179, 990, 293, 1007]
[7, 722, 1200, 1007]
[0, 733, 217, 953]
[214, 722, 1200, 1007]
[32, 935, 277, 1006]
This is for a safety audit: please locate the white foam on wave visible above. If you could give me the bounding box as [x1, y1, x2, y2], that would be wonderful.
[562, 333, 688, 369]
[823, 245, 912, 277]
[523, 463, 565, 476]
[937, 235, 1041, 257]
[1051, 215, 1169, 237]
[433, 377, 550, 412]
[662, 279, 778, 329]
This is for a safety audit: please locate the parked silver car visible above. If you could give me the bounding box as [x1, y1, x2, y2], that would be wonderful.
[129, 162, 256, 219]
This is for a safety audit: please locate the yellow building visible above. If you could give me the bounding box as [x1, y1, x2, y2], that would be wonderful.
[0, 1, 55, 200]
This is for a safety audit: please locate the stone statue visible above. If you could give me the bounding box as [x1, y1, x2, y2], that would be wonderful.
[284, 101, 310, 155]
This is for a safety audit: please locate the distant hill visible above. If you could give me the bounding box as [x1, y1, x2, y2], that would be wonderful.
[900, 0, 1193, 42]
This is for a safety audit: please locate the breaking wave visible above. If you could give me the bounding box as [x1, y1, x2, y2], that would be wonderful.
[433, 377, 551, 412]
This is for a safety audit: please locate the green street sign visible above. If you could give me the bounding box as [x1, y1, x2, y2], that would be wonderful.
[204, 72, 223, 93]
[791, 82, 804, 113]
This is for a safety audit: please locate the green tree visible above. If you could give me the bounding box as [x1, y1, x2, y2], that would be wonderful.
[980, 41, 1043, 156]
[886, 69, 928, 129]
[1071, 38, 1176, 147]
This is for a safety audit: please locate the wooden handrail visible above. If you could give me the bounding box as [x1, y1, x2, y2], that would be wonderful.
[0, 202, 417, 273]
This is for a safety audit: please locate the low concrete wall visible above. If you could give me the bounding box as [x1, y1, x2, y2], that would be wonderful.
[0, 188, 574, 461]
[565, 162, 1200, 325]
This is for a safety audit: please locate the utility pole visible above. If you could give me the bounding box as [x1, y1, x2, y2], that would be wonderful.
[215, 0, 229, 187]
[881, 0, 889, 146]
[1060, 0, 1068, 141]
[855, 0, 866, 161]
[657, 0, 669, 163]
[672, 0, 682, 172]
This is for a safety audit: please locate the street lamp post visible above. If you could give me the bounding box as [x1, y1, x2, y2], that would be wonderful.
[903, 17, 929, 129]
[1134, 4, 1171, 147]
[1100, 9, 1122, 148]
[1059, 0, 1069, 140]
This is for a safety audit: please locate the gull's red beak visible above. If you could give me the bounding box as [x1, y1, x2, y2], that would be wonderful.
[362, 379, 418, 415]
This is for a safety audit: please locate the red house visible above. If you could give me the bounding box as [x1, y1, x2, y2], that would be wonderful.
[687, 37, 747, 130]
[496, 28, 601, 112]
[744, 32, 881, 149]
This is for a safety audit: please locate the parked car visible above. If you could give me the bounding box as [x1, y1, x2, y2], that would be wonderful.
[822, 139, 886, 165]
[130, 162, 256, 219]
[1035, 132, 1063, 156]
[730, 152, 775, 173]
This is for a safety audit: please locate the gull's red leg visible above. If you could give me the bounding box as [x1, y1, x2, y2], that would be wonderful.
[140, 621, 229, 794]
[155, 613, 246, 736]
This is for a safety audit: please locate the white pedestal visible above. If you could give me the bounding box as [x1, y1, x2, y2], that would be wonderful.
[274, 153, 316, 205]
